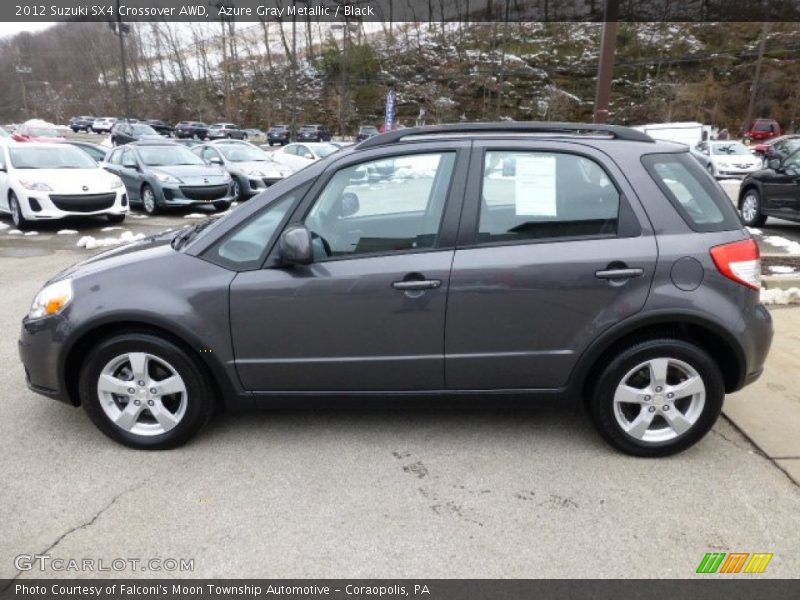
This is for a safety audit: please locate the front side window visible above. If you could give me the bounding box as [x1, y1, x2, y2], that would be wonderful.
[304, 152, 456, 260]
[205, 191, 300, 270]
[479, 151, 620, 244]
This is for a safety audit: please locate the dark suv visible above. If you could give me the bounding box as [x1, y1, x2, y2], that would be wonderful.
[18, 123, 772, 455]
[267, 125, 292, 146]
[175, 121, 209, 140]
[297, 124, 332, 142]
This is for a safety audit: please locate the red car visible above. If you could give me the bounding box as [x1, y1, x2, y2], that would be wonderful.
[743, 118, 781, 144]
[11, 120, 66, 143]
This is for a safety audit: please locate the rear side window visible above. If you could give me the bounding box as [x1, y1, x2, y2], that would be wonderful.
[642, 153, 742, 232]
[478, 151, 620, 243]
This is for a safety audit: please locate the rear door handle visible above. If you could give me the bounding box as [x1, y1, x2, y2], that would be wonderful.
[595, 268, 644, 280]
[392, 279, 442, 291]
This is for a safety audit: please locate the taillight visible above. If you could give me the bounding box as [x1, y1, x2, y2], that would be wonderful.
[710, 239, 761, 290]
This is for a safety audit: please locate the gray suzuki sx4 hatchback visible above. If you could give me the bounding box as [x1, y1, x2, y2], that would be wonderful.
[19, 123, 773, 455]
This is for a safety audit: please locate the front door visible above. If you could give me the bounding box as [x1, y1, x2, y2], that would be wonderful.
[229, 145, 468, 391]
[445, 142, 658, 390]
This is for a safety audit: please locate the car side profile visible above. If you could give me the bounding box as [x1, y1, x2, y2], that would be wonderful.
[207, 123, 247, 140]
[19, 123, 772, 456]
[738, 146, 800, 226]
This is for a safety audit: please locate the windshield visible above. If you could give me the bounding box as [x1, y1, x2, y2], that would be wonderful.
[131, 124, 158, 135]
[711, 143, 750, 156]
[218, 144, 273, 162]
[138, 146, 205, 166]
[9, 146, 97, 169]
[314, 144, 339, 158]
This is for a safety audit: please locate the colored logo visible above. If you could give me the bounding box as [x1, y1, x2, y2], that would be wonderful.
[696, 552, 773, 574]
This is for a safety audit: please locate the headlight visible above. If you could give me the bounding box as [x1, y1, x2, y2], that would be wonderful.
[221, 171, 231, 182]
[154, 172, 181, 184]
[110, 177, 124, 189]
[29, 279, 73, 320]
[246, 170, 265, 178]
[19, 179, 53, 192]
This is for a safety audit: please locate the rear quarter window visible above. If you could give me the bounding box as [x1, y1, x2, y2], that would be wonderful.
[641, 153, 743, 232]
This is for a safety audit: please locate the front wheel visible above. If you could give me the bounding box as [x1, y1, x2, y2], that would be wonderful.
[214, 200, 231, 212]
[9, 193, 29, 230]
[80, 333, 215, 449]
[588, 339, 724, 457]
[141, 184, 160, 215]
[740, 188, 767, 227]
[107, 213, 126, 224]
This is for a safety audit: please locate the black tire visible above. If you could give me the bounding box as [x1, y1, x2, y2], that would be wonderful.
[107, 213, 126, 224]
[268, 141, 274, 146]
[740, 187, 767, 227]
[214, 200, 232, 212]
[706, 163, 715, 177]
[141, 184, 160, 215]
[588, 338, 724, 457]
[79, 332, 215, 450]
[8, 192, 29, 230]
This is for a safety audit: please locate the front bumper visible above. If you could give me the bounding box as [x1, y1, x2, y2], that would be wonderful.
[158, 182, 235, 206]
[715, 167, 761, 178]
[241, 175, 284, 197]
[19, 189, 128, 221]
[19, 314, 72, 405]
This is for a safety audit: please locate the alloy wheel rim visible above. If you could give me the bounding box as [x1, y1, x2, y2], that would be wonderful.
[232, 180, 240, 198]
[742, 194, 758, 222]
[10, 198, 20, 226]
[97, 352, 188, 436]
[143, 189, 155, 213]
[613, 357, 706, 443]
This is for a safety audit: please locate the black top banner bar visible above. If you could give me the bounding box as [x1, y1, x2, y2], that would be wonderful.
[1, 579, 800, 600]
[4, 0, 800, 23]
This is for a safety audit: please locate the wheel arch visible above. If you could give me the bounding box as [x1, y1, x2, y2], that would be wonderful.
[568, 312, 746, 401]
[62, 318, 237, 409]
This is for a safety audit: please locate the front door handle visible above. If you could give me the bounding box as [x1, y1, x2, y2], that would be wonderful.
[392, 279, 442, 291]
[595, 267, 644, 280]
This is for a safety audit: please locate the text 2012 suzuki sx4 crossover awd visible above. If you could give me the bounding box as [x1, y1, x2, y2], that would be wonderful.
[19, 123, 772, 455]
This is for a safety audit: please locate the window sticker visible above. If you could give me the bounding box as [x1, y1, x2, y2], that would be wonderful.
[514, 154, 557, 216]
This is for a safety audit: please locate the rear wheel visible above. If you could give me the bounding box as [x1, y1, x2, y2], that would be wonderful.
[80, 333, 215, 449]
[141, 184, 160, 215]
[9, 193, 29, 230]
[588, 339, 724, 457]
[740, 188, 767, 227]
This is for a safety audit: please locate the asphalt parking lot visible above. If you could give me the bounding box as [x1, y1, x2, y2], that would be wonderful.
[1, 209, 800, 579]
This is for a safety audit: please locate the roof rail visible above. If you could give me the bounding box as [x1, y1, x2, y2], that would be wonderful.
[357, 121, 654, 149]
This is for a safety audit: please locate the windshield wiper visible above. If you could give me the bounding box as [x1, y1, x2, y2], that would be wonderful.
[171, 217, 219, 250]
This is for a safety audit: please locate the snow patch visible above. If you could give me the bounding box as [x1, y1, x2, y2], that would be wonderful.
[0, 222, 8, 230]
[23, 231, 39, 236]
[7, 229, 22, 235]
[77, 231, 145, 250]
[101, 226, 124, 232]
[760, 287, 800, 305]
[183, 213, 207, 219]
[746, 227, 763, 235]
[762, 235, 800, 255]
[57, 229, 79, 235]
[768, 265, 796, 274]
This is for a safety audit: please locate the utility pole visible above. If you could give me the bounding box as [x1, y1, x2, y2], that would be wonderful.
[593, 0, 619, 124]
[745, 22, 770, 130]
[110, 0, 132, 119]
[15, 65, 31, 120]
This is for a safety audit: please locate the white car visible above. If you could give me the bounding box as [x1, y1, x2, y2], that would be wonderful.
[92, 117, 116, 134]
[690, 141, 763, 178]
[272, 142, 340, 171]
[0, 143, 128, 229]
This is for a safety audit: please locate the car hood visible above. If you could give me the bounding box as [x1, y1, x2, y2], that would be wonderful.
[148, 164, 229, 184]
[229, 160, 291, 177]
[14, 168, 121, 192]
[50, 230, 179, 283]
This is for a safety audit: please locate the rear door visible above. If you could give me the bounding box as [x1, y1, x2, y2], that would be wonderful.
[444, 141, 657, 390]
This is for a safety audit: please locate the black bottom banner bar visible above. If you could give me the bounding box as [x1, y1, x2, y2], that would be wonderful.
[1, 580, 799, 600]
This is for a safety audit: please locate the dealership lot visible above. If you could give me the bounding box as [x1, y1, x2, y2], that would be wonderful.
[0, 223, 799, 578]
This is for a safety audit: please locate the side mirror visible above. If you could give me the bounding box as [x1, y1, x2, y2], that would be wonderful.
[278, 224, 314, 266]
[786, 167, 799, 177]
[122, 162, 139, 171]
[768, 158, 781, 170]
[208, 157, 223, 165]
